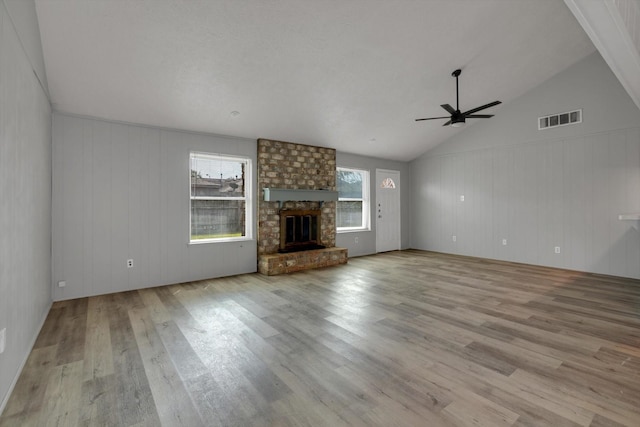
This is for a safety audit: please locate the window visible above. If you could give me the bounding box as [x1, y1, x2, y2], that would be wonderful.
[336, 167, 370, 231]
[190, 152, 252, 242]
[381, 177, 396, 189]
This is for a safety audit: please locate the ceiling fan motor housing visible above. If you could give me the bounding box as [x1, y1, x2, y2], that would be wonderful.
[451, 116, 465, 127]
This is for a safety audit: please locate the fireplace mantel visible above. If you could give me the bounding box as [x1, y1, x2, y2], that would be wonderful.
[263, 188, 338, 208]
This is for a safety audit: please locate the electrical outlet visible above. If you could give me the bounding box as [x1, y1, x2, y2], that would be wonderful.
[127, 259, 134, 268]
[460, 195, 465, 202]
[502, 239, 507, 246]
[0, 328, 6, 354]
[355, 237, 358, 244]
[554, 246, 561, 254]
[58, 281, 66, 288]
[452, 235, 457, 242]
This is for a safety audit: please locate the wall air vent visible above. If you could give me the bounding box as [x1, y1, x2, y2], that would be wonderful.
[538, 109, 582, 130]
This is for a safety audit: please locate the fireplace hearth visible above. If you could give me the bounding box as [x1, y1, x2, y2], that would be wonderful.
[279, 209, 325, 253]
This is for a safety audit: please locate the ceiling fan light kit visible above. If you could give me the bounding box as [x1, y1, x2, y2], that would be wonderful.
[416, 69, 501, 127]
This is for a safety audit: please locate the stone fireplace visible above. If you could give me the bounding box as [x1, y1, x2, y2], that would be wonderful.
[257, 139, 348, 275]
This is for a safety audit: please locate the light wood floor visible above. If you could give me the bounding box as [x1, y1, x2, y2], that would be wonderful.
[2, 250, 640, 427]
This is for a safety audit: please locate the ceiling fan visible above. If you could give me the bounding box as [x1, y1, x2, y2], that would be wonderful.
[415, 69, 501, 127]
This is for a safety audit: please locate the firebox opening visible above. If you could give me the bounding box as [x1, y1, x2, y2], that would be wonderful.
[279, 209, 325, 253]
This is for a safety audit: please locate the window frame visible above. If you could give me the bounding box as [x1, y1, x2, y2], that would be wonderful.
[189, 151, 252, 244]
[336, 166, 370, 233]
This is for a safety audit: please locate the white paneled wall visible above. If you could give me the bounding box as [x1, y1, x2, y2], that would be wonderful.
[0, 0, 52, 412]
[52, 114, 257, 301]
[413, 129, 640, 279]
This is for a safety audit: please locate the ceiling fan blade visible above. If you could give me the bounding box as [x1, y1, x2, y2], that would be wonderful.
[465, 114, 494, 118]
[440, 104, 456, 114]
[442, 120, 452, 126]
[462, 100, 501, 116]
[415, 116, 450, 121]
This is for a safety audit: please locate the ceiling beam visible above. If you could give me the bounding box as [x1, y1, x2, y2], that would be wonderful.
[564, 0, 640, 111]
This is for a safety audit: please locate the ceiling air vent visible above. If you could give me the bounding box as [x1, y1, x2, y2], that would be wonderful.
[538, 109, 582, 130]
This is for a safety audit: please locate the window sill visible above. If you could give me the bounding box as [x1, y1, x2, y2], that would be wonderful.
[189, 236, 253, 245]
[337, 228, 371, 234]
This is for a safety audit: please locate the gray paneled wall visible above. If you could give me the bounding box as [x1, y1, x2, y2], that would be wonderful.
[413, 129, 640, 278]
[411, 53, 640, 279]
[2, 0, 48, 95]
[0, 0, 52, 413]
[52, 114, 257, 301]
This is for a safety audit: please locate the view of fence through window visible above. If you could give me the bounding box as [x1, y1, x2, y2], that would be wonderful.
[190, 153, 248, 241]
[337, 168, 368, 230]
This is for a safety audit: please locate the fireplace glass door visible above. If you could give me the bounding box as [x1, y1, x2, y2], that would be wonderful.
[279, 210, 323, 252]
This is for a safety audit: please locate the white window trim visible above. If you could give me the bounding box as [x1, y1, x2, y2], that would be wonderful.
[189, 152, 253, 244]
[336, 166, 370, 232]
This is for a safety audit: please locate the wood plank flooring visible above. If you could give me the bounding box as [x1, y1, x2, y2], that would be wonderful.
[2, 250, 640, 426]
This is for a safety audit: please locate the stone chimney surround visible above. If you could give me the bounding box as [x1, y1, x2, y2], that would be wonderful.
[257, 138, 347, 275]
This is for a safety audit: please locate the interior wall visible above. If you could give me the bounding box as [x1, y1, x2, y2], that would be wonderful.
[336, 152, 411, 257]
[0, 0, 52, 413]
[411, 52, 640, 279]
[52, 113, 257, 301]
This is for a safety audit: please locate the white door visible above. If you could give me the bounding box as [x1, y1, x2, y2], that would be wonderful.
[376, 169, 401, 253]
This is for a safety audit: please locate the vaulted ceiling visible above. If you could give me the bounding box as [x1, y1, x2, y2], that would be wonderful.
[35, 0, 595, 161]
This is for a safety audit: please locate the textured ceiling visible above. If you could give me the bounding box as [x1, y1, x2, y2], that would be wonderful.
[35, 0, 595, 161]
